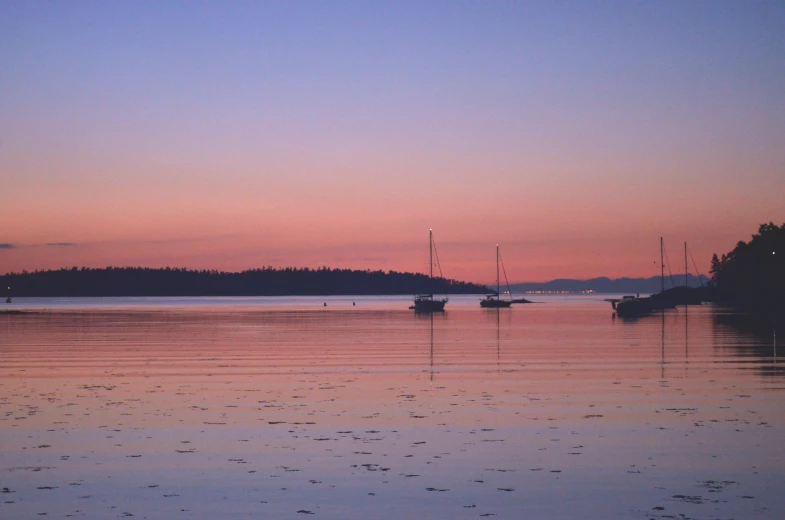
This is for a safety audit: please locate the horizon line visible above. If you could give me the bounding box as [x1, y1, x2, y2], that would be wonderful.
[1, 264, 710, 286]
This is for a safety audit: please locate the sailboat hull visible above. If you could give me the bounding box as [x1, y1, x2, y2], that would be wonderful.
[413, 297, 447, 312]
[480, 298, 512, 308]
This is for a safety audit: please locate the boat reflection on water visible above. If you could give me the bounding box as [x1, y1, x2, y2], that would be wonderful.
[615, 304, 784, 379]
[614, 307, 694, 380]
[419, 306, 509, 381]
[4, 299, 785, 519]
[415, 309, 441, 381]
[482, 306, 512, 374]
[494, 307, 501, 372]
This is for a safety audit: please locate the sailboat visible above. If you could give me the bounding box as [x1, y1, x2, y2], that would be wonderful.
[612, 237, 688, 316]
[412, 229, 448, 312]
[611, 238, 671, 317]
[481, 244, 513, 308]
[661, 242, 705, 305]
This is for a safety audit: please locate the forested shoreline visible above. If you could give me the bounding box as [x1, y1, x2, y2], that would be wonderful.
[1, 266, 489, 297]
[710, 222, 785, 310]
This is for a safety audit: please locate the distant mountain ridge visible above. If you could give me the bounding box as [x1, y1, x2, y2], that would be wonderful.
[509, 274, 709, 294]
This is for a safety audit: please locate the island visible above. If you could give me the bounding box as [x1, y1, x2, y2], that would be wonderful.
[1, 266, 489, 297]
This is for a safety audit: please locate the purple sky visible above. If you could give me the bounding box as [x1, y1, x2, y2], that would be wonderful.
[2, 2, 784, 282]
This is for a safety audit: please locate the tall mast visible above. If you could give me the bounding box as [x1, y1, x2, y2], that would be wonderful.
[684, 242, 688, 287]
[429, 229, 433, 279]
[496, 244, 500, 297]
[660, 237, 664, 293]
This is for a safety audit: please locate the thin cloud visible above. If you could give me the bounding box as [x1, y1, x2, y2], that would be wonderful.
[46, 242, 78, 247]
[0, 243, 15, 249]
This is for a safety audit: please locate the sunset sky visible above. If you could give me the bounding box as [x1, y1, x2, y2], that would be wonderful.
[2, 2, 784, 283]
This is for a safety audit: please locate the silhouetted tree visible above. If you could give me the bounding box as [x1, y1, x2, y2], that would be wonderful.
[710, 222, 785, 308]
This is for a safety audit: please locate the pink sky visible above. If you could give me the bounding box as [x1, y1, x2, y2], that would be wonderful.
[2, 3, 784, 284]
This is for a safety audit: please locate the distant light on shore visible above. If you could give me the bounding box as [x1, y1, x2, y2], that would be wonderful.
[524, 289, 596, 294]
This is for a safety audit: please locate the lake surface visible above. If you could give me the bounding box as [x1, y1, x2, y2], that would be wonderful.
[1, 296, 783, 519]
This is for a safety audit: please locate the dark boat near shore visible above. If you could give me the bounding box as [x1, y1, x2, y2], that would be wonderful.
[610, 239, 705, 317]
[412, 229, 448, 312]
[611, 295, 651, 316]
[655, 242, 707, 306]
[611, 294, 675, 317]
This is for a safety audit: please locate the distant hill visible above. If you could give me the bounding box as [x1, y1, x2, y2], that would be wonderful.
[509, 274, 709, 294]
[1, 266, 489, 297]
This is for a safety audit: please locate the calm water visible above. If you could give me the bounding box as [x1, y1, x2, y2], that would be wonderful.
[1, 296, 783, 519]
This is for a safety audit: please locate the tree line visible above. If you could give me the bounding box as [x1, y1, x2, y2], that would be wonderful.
[710, 222, 785, 309]
[2, 266, 489, 297]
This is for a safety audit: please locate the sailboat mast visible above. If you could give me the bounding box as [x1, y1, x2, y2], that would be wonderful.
[429, 229, 433, 279]
[684, 242, 688, 287]
[660, 237, 665, 293]
[496, 244, 500, 297]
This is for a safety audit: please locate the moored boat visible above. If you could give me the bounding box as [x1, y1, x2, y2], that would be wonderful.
[480, 295, 512, 308]
[611, 295, 660, 317]
[413, 294, 447, 312]
[611, 238, 699, 317]
[480, 244, 513, 308]
[412, 229, 448, 312]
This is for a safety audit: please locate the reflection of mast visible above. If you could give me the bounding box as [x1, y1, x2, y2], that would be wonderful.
[430, 313, 434, 381]
[496, 308, 500, 372]
[685, 306, 689, 377]
[661, 310, 665, 380]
